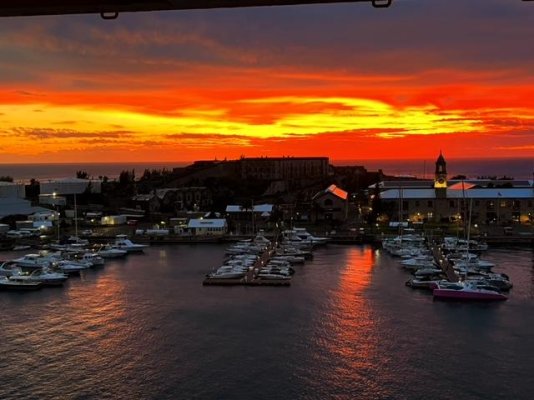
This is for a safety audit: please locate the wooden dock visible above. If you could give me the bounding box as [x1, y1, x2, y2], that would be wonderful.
[431, 244, 459, 282]
[202, 242, 292, 287]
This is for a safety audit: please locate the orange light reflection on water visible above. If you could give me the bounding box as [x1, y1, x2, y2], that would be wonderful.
[62, 273, 130, 352]
[320, 246, 380, 379]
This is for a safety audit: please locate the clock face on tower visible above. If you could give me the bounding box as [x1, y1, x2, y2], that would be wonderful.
[438, 178, 445, 184]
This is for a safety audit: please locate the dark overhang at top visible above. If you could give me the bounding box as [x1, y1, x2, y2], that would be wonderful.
[0, 1, 393, 18]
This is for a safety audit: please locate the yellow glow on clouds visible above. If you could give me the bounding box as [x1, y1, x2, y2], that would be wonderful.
[0, 96, 483, 156]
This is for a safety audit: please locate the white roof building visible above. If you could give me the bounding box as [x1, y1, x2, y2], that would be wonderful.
[187, 218, 228, 236]
[188, 218, 227, 229]
[225, 204, 274, 214]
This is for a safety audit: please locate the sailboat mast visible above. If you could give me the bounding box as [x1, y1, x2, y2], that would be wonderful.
[74, 193, 78, 240]
[399, 186, 404, 239]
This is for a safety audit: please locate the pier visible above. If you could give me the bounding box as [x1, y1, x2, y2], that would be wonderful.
[202, 240, 292, 287]
[431, 244, 459, 282]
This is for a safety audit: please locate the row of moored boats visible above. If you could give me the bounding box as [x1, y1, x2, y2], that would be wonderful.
[0, 235, 147, 291]
[207, 228, 328, 281]
[383, 234, 511, 301]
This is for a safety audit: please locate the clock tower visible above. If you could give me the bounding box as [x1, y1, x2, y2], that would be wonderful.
[434, 151, 447, 198]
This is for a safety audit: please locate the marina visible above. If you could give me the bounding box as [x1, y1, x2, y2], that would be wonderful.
[0, 243, 532, 399]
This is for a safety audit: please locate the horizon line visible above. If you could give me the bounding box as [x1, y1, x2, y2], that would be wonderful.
[1, 155, 533, 166]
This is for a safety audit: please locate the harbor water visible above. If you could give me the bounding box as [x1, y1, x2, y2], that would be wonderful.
[0, 244, 533, 399]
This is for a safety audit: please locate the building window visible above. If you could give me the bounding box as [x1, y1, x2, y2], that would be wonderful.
[403, 201, 409, 211]
[324, 198, 333, 207]
[427, 200, 433, 207]
[449, 200, 455, 208]
[415, 201, 420, 207]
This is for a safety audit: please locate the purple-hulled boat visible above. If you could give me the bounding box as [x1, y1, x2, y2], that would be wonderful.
[433, 281, 507, 301]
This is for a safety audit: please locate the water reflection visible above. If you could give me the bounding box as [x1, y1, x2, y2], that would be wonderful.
[315, 246, 383, 396]
[0, 268, 130, 399]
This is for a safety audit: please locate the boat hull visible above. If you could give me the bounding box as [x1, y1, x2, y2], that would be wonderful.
[0, 282, 43, 291]
[433, 289, 507, 301]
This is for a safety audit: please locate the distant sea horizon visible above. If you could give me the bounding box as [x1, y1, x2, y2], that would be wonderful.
[0, 157, 532, 182]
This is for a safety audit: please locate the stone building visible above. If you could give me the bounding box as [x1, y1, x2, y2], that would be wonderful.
[156, 187, 212, 211]
[377, 153, 534, 225]
[240, 157, 329, 180]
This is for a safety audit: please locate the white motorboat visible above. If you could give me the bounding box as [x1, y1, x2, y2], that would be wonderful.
[209, 270, 246, 279]
[413, 268, 443, 277]
[0, 261, 22, 277]
[257, 273, 291, 280]
[453, 258, 495, 271]
[97, 246, 127, 258]
[75, 253, 105, 266]
[54, 260, 91, 275]
[0, 276, 43, 291]
[271, 255, 305, 265]
[292, 228, 329, 245]
[112, 235, 148, 253]
[275, 246, 313, 259]
[442, 237, 488, 253]
[10, 268, 68, 286]
[12, 252, 61, 270]
[401, 257, 437, 270]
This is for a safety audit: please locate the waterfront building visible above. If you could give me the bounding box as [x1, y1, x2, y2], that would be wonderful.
[187, 218, 228, 236]
[376, 153, 534, 225]
[311, 184, 349, 222]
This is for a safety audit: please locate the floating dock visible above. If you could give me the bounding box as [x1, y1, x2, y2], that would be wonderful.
[202, 278, 291, 287]
[203, 242, 292, 287]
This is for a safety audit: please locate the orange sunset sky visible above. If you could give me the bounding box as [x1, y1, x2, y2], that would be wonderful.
[0, 0, 532, 163]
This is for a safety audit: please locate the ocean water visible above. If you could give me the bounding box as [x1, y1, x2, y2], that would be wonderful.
[0, 244, 532, 400]
[0, 157, 532, 182]
[0, 162, 188, 182]
[339, 157, 534, 180]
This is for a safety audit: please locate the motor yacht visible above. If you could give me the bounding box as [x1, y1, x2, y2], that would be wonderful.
[12, 252, 61, 270]
[54, 260, 91, 275]
[0, 261, 22, 277]
[9, 268, 68, 286]
[112, 235, 148, 253]
[97, 245, 127, 258]
[75, 253, 105, 266]
[292, 228, 329, 245]
[257, 273, 291, 280]
[0, 276, 43, 291]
